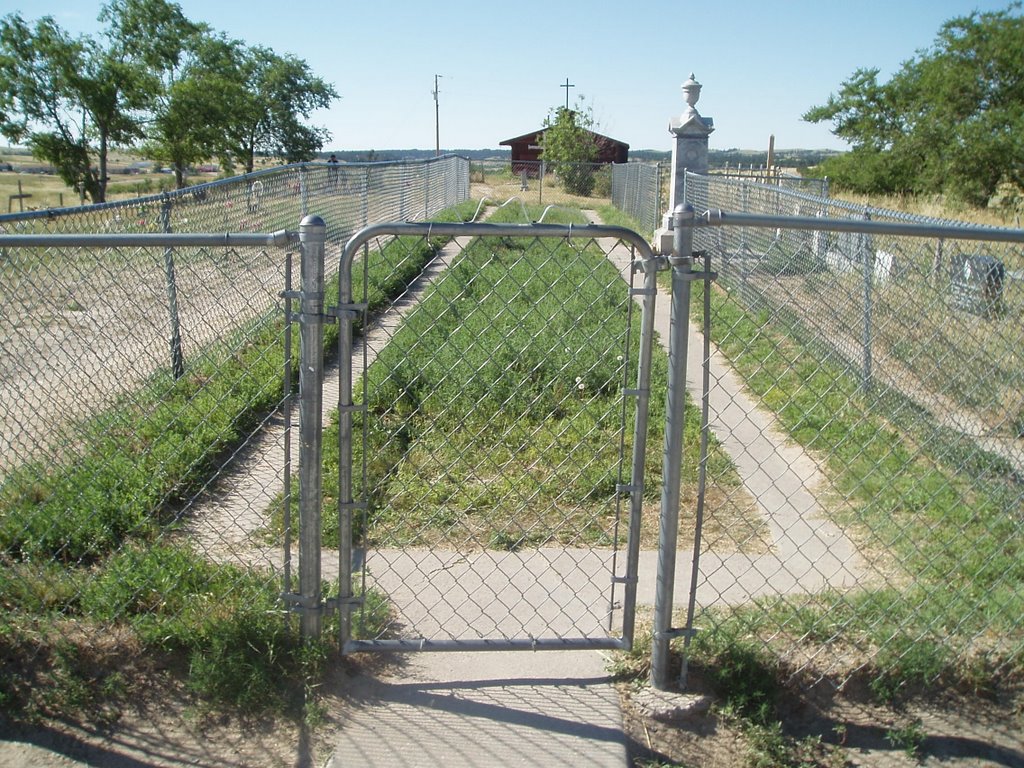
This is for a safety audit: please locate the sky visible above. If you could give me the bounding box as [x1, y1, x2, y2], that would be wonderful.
[2, 0, 1018, 153]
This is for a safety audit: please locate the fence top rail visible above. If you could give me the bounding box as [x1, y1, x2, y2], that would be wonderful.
[699, 208, 1024, 244]
[0, 228, 299, 249]
[338, 220, 657, 300]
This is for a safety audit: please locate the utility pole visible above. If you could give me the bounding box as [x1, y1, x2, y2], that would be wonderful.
[433, 74, 443, 156]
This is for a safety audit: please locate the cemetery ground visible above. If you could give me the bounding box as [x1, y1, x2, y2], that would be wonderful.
[2, 187, 1022, 766]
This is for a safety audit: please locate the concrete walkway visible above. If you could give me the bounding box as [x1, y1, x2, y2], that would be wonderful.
[329, 651, 628, 767]
[180, 208, 862, 766]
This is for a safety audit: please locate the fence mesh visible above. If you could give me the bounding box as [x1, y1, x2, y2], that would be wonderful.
[3, 148, 1022, 712]
[341, 214, 653, 647]
[0, 157, 469, 705]
[611, 162, 665, 237]
[671, 171, 1023, 690]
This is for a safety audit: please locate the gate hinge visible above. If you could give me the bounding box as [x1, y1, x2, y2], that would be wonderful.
[281, 592, 325, 614]
[327, 303, 368, 322]
[633, 258, 661, 275]
[655, 626, 699, 641]
[681, 269, 718, 283]
[690, 251, 718, 282]
[323, 595, 363, 615]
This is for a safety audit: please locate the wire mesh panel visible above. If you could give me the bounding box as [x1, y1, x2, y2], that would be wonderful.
[672, 172, 1024, 693]
[611, 162, 665, 237]
[0, 159, 469, 714]
[338, 221, 659, 651]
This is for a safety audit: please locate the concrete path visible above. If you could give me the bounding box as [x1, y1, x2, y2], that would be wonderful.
[179, 208, 862, 767]
[329, 651, 627, 768]
[586, 212, 863, 607]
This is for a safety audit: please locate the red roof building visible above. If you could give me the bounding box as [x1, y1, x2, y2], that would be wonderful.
[500, 127, 629, 171]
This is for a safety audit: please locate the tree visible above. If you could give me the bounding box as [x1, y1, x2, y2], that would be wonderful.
[0, 3, 199, 202]
[539, 100, 599, 196]
[0, 13, 143, 202]
[103, 0, 213, 189]
[135, 28, 242, 189]
[217, 45, 338, 174]
[0, 3, 339, 197]
[804, 4, 1024, 206]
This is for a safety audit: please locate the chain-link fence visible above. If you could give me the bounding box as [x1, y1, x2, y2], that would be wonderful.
[611, 161, 666, 237]
[661, 171, 1024, 692]
[4, 148, 1021, 712]
[0, 156, 469, 712]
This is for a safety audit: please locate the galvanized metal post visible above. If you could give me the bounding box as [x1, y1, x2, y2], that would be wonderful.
[861, 210, 873, 392]
[619, 246, 661, 647]
[337, 239, 360, 651]
[298, 214, 326, 639]
[651, 204, 696, 690]
[299, 166, 309, 217]
[282, 252, 295, 618]
[159, 198, 185, 379]
[679, 249, 715, 688]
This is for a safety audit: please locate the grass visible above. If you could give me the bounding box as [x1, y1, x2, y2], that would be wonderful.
[308, 201, 756, 559]
[833, 190, 1022, 228]
[660, 272, 1024, 700]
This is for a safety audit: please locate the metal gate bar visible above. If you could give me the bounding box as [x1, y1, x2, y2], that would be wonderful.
[333, 221, 660, 654]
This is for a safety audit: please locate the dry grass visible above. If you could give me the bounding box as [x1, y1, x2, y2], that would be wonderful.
[833, 190, 1023, 228]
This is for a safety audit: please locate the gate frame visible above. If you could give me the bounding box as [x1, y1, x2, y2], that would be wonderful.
[328, 220, 662, 654]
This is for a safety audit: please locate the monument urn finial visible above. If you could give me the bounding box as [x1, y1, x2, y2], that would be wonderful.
[670, 73, 714, 137]
[681, 73, 702, 110]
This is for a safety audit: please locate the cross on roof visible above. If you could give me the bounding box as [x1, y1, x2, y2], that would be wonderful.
[560, 78, 575, 110]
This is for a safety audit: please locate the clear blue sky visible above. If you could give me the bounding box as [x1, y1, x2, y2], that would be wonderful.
[3, 0, 1018, 152]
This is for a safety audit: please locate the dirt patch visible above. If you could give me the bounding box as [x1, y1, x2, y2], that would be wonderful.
[618, 666, 1024, 767]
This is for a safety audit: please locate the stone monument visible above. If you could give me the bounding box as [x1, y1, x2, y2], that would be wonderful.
[654, 74, 715, 254]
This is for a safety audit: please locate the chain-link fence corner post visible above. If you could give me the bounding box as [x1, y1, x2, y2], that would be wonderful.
[298, 214, 326, 640]
[651, 204, 697, 690]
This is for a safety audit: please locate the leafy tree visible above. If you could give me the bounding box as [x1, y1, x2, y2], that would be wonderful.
[103, 0, 214, 189]
[0, 12, 153, 202]
[137, 31, 245, 189]
[804, 4, 1024, 206]
[0, 2, 338, 197]
[540, 100, 599, 196]
[217, 45, 338, 174]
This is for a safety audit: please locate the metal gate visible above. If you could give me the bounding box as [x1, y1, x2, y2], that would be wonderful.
[329, 220, 661, 653]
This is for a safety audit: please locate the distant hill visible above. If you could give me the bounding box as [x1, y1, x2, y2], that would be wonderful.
[321, 149, 510, 163]
[318, 147, 843, 167]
